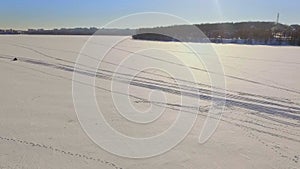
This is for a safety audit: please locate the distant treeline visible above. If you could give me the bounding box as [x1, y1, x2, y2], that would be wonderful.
[2, 22, 300, 46]
[0, 27, 135, 36]
[133, 22, 300, 46]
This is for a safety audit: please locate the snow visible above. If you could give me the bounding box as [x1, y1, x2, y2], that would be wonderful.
[0, 35, 299, 169]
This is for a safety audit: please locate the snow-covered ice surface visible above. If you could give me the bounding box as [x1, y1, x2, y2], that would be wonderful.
[0, 35, 299, 169]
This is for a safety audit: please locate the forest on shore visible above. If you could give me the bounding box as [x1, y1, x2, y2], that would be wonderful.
[133, 22, 300, 46]
[2, 22, 300, 46]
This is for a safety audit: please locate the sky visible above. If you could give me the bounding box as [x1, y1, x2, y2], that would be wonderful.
[0, 0, 299, 30]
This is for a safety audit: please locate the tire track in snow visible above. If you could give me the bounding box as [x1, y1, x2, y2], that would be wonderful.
[1, 54, 300, 125]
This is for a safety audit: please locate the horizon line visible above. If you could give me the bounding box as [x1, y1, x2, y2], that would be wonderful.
[2, 20, 300, 31]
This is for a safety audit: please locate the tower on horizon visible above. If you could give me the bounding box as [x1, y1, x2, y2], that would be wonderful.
[276, 13, 280, 25]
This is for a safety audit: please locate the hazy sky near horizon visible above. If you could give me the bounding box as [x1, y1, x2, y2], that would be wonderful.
[1, 0, 299, 29]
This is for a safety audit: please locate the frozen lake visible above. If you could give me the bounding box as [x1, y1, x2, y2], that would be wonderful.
[0, 35, 299, 169]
